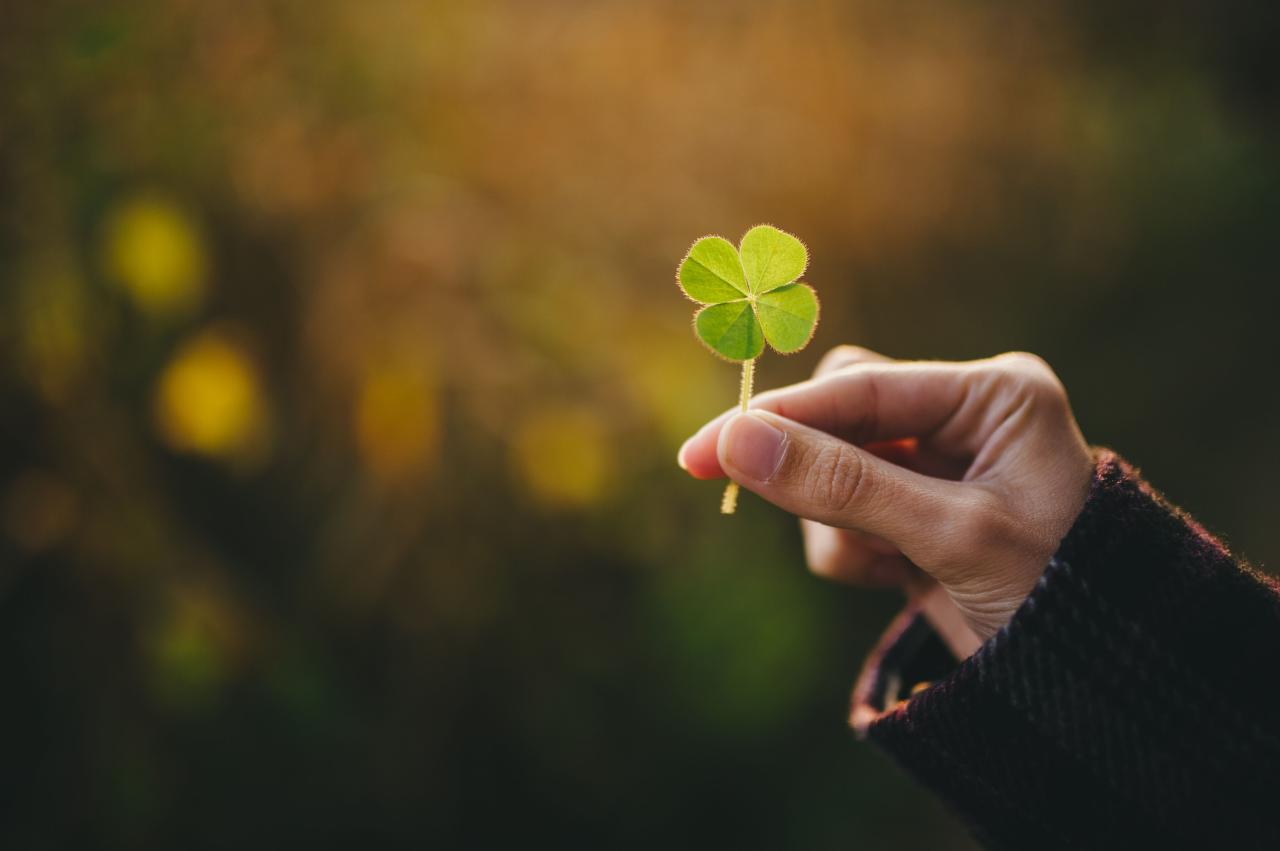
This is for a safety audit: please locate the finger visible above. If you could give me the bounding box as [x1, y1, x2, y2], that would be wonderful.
[813, 344, 893, 377]
[717, 410, 981, 568]
[801, 520, 917, 586]
[680, 360, 975, 479]
[800, 431, 949, 588]
[681, 346, 896, 479]
[865, 437, 969, 481]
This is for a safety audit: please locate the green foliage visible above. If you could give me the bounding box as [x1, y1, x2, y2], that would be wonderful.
[678, 225, 819, 361]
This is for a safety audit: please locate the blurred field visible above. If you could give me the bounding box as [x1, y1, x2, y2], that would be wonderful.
[2, 1, 1278, 848]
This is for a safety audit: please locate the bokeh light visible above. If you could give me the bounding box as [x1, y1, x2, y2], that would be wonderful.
[153, 329, 269, 462]
[353, 353, 440, 482]
[103, 193, 208, 319]
[512, 407, 614, 508]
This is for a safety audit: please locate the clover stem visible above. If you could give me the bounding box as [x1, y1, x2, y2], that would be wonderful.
[720, 357, 756, 515]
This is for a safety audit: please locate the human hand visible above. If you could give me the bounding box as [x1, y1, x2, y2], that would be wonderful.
[677, 347, 1094, 643]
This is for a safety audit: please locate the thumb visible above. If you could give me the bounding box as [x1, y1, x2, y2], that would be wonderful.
[718, 411, 976, 566]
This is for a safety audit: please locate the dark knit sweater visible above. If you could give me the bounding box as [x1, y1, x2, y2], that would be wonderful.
[851, 450, 1280, 850]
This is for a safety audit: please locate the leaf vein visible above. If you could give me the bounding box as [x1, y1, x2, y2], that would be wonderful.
[687, 257, 747, 297]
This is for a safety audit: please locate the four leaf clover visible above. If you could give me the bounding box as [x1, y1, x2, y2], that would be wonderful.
[677, 224, 819, 362]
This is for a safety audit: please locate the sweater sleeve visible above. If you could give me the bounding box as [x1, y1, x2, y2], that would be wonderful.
[850, 450, 1280, 850]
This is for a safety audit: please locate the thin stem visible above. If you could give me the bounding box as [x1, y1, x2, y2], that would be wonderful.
[721, 358, 756, 515]
[738, 357, 756, 411]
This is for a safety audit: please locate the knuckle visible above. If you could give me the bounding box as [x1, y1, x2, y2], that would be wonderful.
[992, 351, 1067, 405]
[996, 350, 1051, 371]
[801, 441, 866, 514]
[815, 344, 865, 375]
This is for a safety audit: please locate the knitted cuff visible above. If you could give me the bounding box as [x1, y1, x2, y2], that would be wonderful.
[848, 450, 1280, 849]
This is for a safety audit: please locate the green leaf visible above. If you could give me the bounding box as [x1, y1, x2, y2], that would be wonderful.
[678, 236, 749, 304]
[694, 301, 764, 361]
[739, 225, 807, 294]
[756, 283, 819, 354]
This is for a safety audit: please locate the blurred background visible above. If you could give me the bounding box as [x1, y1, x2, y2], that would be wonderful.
[2, 0, 1278, 848]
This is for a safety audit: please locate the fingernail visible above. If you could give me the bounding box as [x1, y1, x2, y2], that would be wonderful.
[676, 443, 690, 471]
[723, 413, 787, 481]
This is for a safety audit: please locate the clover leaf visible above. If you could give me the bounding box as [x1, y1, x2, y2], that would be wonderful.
[678, 224, 819, 362]
[676, 224, 821, 514]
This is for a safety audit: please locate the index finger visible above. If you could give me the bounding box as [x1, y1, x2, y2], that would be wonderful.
[677, 361, 974, 480]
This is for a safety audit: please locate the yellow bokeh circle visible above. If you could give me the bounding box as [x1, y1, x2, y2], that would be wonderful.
[153, 329, 268, 461]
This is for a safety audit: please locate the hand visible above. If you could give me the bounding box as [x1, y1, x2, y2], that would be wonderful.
[678, 347, 1094, 643]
